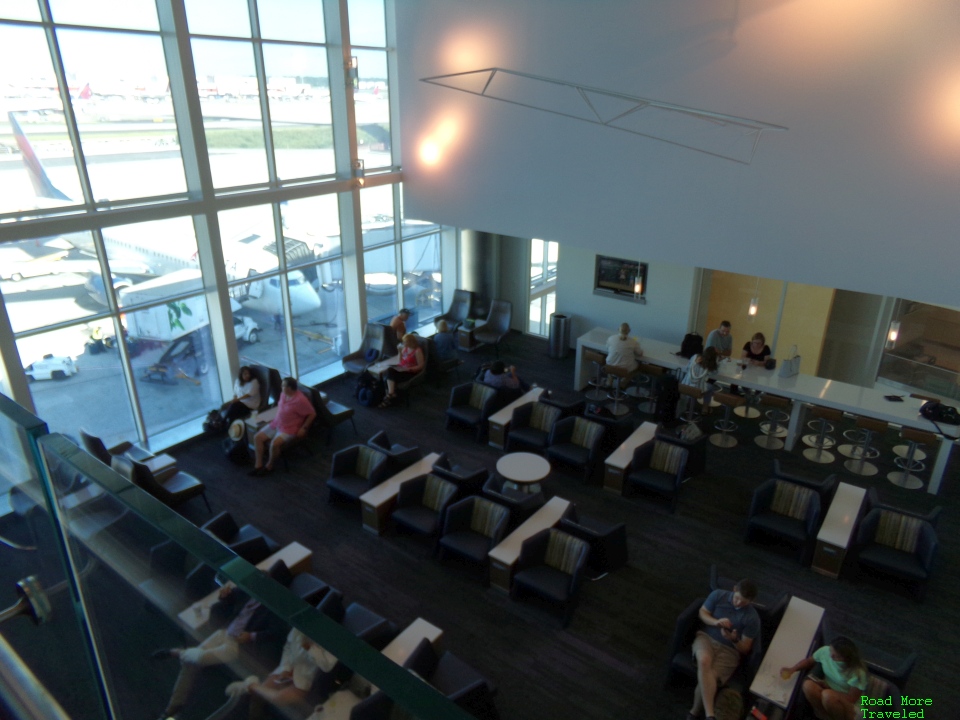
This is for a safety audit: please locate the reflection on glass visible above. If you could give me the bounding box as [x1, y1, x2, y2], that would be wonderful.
[263, 43, 334, 179]
[1, 235, 102, 333]
[1, 26, 80, 215]
[401, 234, 442, 328]
[348, 0, 387, 47]
[56, 29, 186, 201]
[293, 261, 347, 376]
[50, 0, 158, 30]
[105, 217, 201, 307]
[259, 0, 325, 42]
[364, 246, 397, 324]
[219, 204, 279, 280]
[878, 301, 960, 399]
[232, 304, 291, 376]
[191, 38, 268, 187]
[360, 184, 395, 248]
[18, 322, 139, 447]
[0, 0, 40, 21]
[125, 295, 221, 437]
[282, 194, 341, 262]
[185, 0, 250, 37]
[353, 49, 391, 170]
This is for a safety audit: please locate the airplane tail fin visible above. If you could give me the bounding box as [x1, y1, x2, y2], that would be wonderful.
[7, 111, 71, 201]
[78, 83, 92, 100]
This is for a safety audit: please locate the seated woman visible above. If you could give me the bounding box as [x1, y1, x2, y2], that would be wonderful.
[781, 636, 868, 720]
[223, 366, 261, 424]
[741, 332, 772, 367]
[680, 346, 719, 403]
[380, 333, 426, 407]
[432, 319, 458, 363]
[483, 360, 530, 392]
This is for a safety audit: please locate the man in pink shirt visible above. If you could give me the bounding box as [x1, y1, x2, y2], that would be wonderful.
[251, 377, 316, 475]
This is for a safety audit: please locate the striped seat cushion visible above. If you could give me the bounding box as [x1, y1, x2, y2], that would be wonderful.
[544, 529, 588, 576]
[650, 441, 685, 474]
[470, 498, 508, 538]
[530, 403, 561, 432]
[571, 418, 603, 449]
[875, 510, 922, 553]
[422, 474, 457, 512]
[770, 480, 813, 520]
[355, 446, 381, 480]
[469, 383, 495, 410]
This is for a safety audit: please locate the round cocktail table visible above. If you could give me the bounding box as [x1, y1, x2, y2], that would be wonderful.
[496, 452, 551, 494]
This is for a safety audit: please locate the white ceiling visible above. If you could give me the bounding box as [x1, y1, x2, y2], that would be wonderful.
[396, 0, 960, 307]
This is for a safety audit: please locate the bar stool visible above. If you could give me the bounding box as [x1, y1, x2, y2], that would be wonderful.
[842, 417, 888, 476]
[755, 395, 791, 450]
[802, 406, 844, 464]
[710, 392, 746, 447]
[583, 349, 608, 401]
[604, 364, 637, 417]
[678, 384, 704, 422]
[888, 427, 937, 490]
[734, 389, 762, 419]
[628, 362, 665, 413]
[891, 394, 938, 460]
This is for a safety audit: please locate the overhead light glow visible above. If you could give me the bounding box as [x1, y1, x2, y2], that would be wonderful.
[419, 140, 441, 165]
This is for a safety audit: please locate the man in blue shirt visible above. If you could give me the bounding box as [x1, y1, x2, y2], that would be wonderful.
[688, 579, 760, 720]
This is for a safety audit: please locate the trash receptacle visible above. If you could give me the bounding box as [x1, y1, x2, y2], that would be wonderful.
[548, 313, 571, 359]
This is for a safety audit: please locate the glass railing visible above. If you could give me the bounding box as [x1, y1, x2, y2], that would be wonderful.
[0, 393, 479, 720]
[877, 352, 960, 400]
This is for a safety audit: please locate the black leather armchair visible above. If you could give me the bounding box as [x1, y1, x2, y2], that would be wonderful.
[472, 299, 512, 357]
[80, 427, 155, 466]
[545, 416, 605, 482]
[265, 558, 330, 605]
[342, 322, 389, 375]
[505, 400, 563, 453]
[311, 387, 358, 445]
[404, 637, 499, 719]
[201, 511, 280, 564]
[435, 289, 476, 332]
[559, 505, 628, 575]
[625, 439, 690, 513]
[391, 473, 458, 537]
[111, 456, 211, 513]
[367, 430, 422, 474]
[431, 453, 488, 495]
[511, 528, 590, 627]
[864, 487, 941, 528]
[438, 496, 510, 570]
[745, 478, 821, 566]
[445, 381, 500, 441]
[854, 507, 938, 600]
[482, 474, 546, 527]
[327, 445, 389, 504]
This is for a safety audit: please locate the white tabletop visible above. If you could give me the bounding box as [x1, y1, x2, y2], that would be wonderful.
[380, 618, 443, 666]
[750, 596, 825, 709]
[359, 452, 442, 508]
[816, 482, 867, 547]
[488, 497, 572, 566]
[604, 422, 658, 471]
[497, 452, 551, 483]
[488, 387, 545, 425]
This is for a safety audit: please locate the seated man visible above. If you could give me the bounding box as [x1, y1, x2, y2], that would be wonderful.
[389, 308, 412, 339]
[705, 321, 733, 359]
[688, 579, 760, 720]
[483, 360, 530, 392]
[153, 579, 286, 720]
[432, 319, 458, 363]
[605, 322, 643, 372]
[251, 377, 316, 476]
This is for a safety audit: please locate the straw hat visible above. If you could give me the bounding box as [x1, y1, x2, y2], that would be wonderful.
[228, 420, 246, 441]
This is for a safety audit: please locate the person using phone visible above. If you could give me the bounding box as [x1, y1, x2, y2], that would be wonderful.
[780, 636, 867, 720]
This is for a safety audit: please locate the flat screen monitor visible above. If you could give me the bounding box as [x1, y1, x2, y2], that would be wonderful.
[594, 255, 647, 303]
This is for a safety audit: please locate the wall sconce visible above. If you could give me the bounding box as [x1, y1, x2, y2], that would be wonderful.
[748, 277, 760, 317]
[353, 159, 365, 187]
[633, 278, 643, 296]
[887, 320, 901, 347]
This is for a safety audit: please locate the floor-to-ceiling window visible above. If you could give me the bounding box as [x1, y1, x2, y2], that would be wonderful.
[527, 238, 558, 336]
[0, 0, 408, 447]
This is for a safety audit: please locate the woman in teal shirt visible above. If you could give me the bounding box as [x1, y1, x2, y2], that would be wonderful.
[781, 636, 868, 720]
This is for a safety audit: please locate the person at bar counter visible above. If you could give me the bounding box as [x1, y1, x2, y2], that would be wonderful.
[740, 332, 771, 367]
[687, 579, 760, 720]
[605, 322, 644, 373]
[705, 321, 733, 359]
[780, 636, 868, 720]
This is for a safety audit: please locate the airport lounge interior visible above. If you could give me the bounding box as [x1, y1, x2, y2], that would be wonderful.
[1, 2, 959, 720]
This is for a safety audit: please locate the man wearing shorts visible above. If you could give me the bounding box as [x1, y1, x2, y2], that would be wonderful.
[251, 377, 315, 475]
[688, 579, 760, 720]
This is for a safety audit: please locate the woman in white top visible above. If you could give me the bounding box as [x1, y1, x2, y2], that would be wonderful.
[224, 366, 261, 423]
[680, 346, 720, 401]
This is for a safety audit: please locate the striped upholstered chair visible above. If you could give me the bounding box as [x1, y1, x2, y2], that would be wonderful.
[438, 496, 510, 574]
[445, 382, 500, 441]
[511, 528, 590, 627]
[391, 473, 459, 537]
[546, 416, 605, 482]
[745, 478, 822, 565]
[327, 445, 389, 504]
[625, 439, 690, 513]
[854, 508, 938, 600]
[506, 400, 563, 453]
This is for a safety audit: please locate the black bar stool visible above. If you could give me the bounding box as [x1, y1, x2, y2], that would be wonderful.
[710, 392, 746, 448]
[583, 349, 608, 401]
[888, 427, 937, 490]
[755, 395, 791, 450]
[604, 364, 637, 417]
[841, 416, 887, 476]
[802, 406, 844, 464]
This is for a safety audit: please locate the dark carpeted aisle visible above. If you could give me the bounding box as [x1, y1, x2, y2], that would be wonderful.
[169, 331, 960, 720]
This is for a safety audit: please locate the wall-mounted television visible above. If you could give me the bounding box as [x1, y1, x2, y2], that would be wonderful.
[594, 255, 648, 303]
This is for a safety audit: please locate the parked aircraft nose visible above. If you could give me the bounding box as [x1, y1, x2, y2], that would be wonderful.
[289, 283, 322, 316]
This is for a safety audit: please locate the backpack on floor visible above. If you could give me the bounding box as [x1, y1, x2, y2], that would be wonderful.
[678, 332, 703, 359]
[355, 370, 385, 407]
[203, 408, 227, 435]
